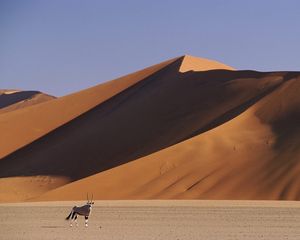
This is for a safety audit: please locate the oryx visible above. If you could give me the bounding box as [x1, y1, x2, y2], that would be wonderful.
[65, 193, 94, 227]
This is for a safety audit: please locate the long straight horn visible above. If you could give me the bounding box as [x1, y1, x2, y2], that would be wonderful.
[87, 193, 89, 202]
[92, 193, 93, 202]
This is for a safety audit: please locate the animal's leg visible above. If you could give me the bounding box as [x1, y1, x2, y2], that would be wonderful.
[70, 211, 76, 227]
[74, 214, 78, 227]
[69, 211, 73, 227]
[65, 210, 73, 220]
[85, 216, 88, 227]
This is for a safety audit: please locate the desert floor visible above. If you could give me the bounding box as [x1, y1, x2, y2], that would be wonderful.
[1, 200, 300, 240]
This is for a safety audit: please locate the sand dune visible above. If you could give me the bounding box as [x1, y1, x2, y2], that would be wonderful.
[1, 55, 299, 202]
[0, 57, 178, 159]
[0, 90, 54, 114]
[38, 77, 300, 201]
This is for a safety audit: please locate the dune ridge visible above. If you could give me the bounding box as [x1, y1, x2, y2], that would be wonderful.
[1, 55, 299, 202]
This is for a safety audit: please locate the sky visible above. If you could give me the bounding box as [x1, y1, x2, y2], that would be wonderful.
[1, 0, 300, 96]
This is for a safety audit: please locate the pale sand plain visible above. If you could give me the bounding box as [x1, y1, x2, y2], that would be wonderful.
[1, 200, 300, 240]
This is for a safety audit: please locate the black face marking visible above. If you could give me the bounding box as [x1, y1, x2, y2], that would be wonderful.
[85, 216, 88, 220]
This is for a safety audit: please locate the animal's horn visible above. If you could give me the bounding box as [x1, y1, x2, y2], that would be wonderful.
[87, 193, 88, 201]
[92, 193, 93, 201]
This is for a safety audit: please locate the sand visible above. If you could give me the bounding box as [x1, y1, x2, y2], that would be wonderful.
[179, 55, 234, 72]
[0, 56, 179, 159]
[1, 55, 300, 202]
[1, 200, 300, 240]
[0, 90, 54, 114]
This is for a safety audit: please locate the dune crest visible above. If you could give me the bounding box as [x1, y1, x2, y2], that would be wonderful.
[179, 55, 234, 72]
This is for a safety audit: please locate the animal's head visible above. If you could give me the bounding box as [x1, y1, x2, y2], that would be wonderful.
[86, 193, 94, 206]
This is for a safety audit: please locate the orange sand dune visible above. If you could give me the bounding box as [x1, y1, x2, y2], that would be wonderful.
[37, 72, 300, 201]
[0, 57, 178, 159]
[0, 90, 55, 114]
[1, 55, 300, 202]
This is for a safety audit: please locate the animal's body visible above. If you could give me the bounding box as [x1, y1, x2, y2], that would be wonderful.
[66, 196, 94, 227]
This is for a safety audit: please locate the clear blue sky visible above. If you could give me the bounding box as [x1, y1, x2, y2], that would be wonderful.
[1, 0, 300, 96]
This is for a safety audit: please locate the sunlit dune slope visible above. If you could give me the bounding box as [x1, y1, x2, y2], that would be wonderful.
[0, 57, 178, 159]
[179, 55, 234, 72]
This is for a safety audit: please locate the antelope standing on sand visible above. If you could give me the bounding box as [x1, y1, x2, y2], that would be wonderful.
[65, 194, 94, 227]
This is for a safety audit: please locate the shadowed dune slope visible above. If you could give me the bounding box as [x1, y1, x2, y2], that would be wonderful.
[0, 57, 178, 159]
[0, 90, 55, 114]
[37, 75, 300, 201]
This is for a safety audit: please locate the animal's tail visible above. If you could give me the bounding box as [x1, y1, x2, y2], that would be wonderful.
[65, 210, 73, 220]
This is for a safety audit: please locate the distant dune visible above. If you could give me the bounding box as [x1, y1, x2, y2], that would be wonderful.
[0, 90, 54, 114]
[0, 55, 299, 202]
